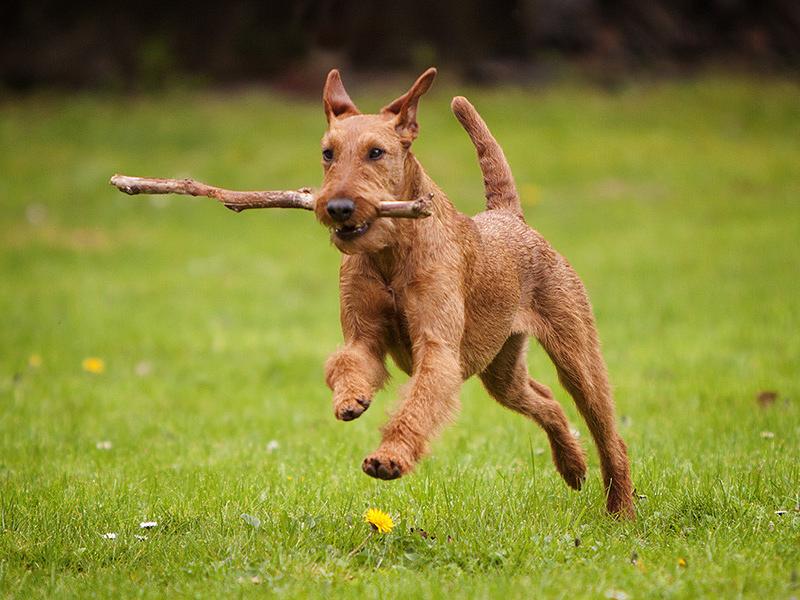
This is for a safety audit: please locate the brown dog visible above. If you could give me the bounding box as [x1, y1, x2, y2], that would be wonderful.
[314, 68, 634, 518]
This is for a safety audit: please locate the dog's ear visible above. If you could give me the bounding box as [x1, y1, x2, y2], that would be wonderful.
[381, 67, 437, 139]
[323, 70, 360, 123]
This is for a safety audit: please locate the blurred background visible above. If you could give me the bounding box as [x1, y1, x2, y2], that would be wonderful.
[2, 2, 800, 597]
[3, 0, 799, 92]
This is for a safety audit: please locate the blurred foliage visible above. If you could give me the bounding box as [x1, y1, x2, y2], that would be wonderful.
[1, 0, 799, 91]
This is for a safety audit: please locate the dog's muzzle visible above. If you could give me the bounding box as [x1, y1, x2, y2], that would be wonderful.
[333, 221, 371, 240]
[326, 198, 355, 222]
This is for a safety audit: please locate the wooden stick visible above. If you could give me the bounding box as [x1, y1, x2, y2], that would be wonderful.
[109, 174, 433, 218]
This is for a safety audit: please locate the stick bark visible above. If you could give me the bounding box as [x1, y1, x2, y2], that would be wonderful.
[109, 175, 432, 218]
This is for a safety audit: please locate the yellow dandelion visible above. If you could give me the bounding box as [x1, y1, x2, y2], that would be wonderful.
[678, 557, 687, 568]
[364, 508, 394, 534]
[82, 357, 105, 374]
[28, 354, 42, 368]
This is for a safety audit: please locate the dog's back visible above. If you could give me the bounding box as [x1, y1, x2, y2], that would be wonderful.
[451, 96, 554, 344]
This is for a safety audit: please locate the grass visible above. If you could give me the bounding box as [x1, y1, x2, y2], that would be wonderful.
[1, 76, 799, 598]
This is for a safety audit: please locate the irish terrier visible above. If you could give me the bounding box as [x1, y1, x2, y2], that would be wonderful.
[314, 68, 634, 518]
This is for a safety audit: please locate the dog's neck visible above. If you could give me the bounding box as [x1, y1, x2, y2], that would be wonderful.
[368, 153, 459, 282]
[400, 153, 451, 210]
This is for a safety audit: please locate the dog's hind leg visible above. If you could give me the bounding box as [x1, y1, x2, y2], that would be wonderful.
[532, 270, 635, 518]
[480, 333, 587, 490]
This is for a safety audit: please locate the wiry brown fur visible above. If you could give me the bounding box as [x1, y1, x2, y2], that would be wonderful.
[314, 68, 635, 518]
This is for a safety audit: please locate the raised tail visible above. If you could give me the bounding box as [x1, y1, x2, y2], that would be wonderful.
[451, 96, 522, 216]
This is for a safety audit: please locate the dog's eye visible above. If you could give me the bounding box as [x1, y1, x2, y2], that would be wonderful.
[368, 147, 384, 160]
[322, 149, 334, 162]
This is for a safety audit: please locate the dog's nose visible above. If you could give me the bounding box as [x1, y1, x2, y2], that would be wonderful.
[326, 198, 355, 222]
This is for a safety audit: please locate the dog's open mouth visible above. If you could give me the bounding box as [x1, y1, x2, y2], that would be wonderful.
[334, 221, 370, 240]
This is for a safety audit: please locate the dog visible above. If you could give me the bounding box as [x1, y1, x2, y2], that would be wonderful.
[313, 68, 634, 518]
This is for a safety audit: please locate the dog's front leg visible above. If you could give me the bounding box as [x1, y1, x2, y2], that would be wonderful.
[326, 261, 391, 421]
[362, 288, 464, 480]
[326, 339, 387, 421]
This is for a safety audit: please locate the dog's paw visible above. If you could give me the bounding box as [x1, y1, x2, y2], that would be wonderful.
[552, 444, 588, 491]
[334, 395, 371, 421]
[606, 480, 636, 520]
[607, 492, 636, 520]
[362, 450, 410, 480]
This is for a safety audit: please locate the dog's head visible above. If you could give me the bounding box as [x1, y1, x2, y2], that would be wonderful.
[313, 68, 436, 254]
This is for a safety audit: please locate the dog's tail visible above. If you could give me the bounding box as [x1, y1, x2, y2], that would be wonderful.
[451, 96, 522, 216]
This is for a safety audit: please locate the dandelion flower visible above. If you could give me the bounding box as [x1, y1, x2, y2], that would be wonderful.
[364, 508, 394, 534]
[678, 557, 687, 568]
[82, 357, 105, 374]
[29, 354, 42, 368]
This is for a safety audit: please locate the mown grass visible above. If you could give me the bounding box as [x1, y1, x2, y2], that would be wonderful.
[1, 76, 798, 598]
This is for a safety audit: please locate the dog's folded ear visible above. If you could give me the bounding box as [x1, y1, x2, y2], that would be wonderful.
[323, 70, 360, 123]
[381, 67, 437, 140]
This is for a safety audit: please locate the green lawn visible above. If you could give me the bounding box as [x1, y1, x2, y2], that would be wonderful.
[1, 76, 799, 598]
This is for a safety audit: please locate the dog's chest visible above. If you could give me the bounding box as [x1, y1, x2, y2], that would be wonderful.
[383, 284, 413, 373]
